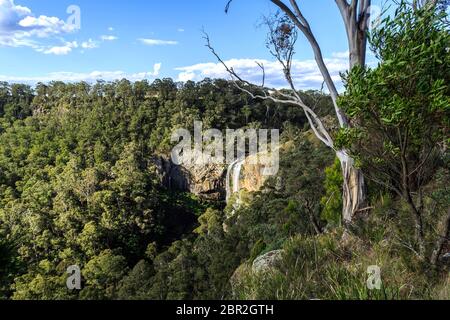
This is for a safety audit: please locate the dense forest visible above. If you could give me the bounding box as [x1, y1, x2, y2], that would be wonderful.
[0, 3, 449, 300]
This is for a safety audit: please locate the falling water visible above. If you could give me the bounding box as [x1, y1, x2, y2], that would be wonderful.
[233, 160, 244, 193]
[226, 158, 245, 203]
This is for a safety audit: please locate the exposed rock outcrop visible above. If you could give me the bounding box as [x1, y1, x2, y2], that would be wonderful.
[241, 161, 267, 193]
[251, 250, 284, 273]
[151, 156, 227, 200]
[151, 151, 271, 202]
[229, 250, 284, 298]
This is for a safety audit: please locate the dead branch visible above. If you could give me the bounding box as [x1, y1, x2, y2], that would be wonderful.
[203, 30, 334, 148]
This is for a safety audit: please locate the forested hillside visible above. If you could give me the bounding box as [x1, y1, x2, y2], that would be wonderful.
[0, 3, 449, 300]
[0, 78, 330, 299]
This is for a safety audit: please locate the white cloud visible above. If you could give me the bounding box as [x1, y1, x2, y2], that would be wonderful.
[177, 71, 196, 82]
[332, 51, 350, 59]
[175, 54, 350, 91]
[42, 46, 71, 55]
[38, 41, 78, 55]
[0, 1, 110, 55]
[44, 46, 72, 55]
[108, 27, 114, 31]
[139, 38, 178, 46]
[0, 0, 77, 51]
[81, 38, 98, 49]
[177, 28, 185, 32]
[18, 15, 75, 35]
[0, 63, 163, 83]
[101, 35, 118, 41]
[0, 0, 31, 30]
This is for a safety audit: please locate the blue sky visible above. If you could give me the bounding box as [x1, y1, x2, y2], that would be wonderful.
[0, 0, 384, 89]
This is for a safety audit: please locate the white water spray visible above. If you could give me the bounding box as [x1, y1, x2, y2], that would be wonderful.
[226, 158, 245, 203]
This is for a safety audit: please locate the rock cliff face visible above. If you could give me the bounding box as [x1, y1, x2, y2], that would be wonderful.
[152, 155, 268, 202]
[152, 156, 227, 200]
[240, 161, 267, 193]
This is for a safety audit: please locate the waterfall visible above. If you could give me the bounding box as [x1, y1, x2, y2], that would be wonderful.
[226, 158, 245, 203]
[233, 160, 244, 193]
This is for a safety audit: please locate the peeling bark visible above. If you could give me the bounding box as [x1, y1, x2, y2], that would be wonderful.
[337, 150, 366, 223]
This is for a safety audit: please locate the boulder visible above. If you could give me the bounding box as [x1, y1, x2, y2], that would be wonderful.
[252, 250, 284, 273]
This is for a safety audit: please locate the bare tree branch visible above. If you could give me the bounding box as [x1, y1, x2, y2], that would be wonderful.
[225, 0, 234, 13]
[255, 61, 266, 87]
[270, 0, 348, 128]
[203, 30, 334, 148]
[335, 0, 351, 28]
[217, 0, 369, 221]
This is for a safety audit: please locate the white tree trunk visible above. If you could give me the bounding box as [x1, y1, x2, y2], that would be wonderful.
[223, 0, 371, 225]
[337, 150, 366, 224]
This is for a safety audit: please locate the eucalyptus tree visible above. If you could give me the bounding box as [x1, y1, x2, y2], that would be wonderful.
[210, 0, 375, 225]
[210, 0, 442, 225]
